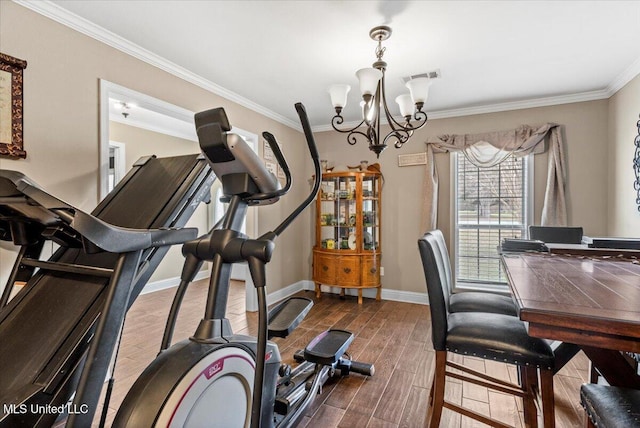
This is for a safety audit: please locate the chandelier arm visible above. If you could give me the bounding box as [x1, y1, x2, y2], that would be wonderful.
[374, 79, 382, 140]
[379, 75, 408, 132]
[348, 130, 373, 146]
[411, 110, 429, 128]
[378, 74, 429, 134]
[382, 95, 429, 133]
[331, 115, 367, 134]
[383, 129, 412, 148]
[331, 116, 372, 146]
[368, 126, 378, 146]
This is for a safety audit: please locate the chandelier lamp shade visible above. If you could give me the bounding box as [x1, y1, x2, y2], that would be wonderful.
[328, 25, 432, 157]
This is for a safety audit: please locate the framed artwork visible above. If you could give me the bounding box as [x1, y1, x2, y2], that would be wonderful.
[634, 114, 640, 212]
[398, 152, 427, 167]
[0, 52, 27, 159]
[263, 138, 275, 161]
[264, 137, 287, 183]
[265, 161, 277, 176]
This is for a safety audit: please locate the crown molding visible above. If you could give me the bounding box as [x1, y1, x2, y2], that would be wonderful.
[311, 89, 611, 132]
[606, 55, 640, 96]
[14, 0, 640, 135]
[426, 89, 611, 120]
[15, 0, 301, 131]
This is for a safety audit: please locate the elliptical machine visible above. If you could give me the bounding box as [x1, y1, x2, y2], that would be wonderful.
[114, 103, 374, 428]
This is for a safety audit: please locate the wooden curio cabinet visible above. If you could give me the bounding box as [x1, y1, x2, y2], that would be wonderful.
[312, 170, 382, 304]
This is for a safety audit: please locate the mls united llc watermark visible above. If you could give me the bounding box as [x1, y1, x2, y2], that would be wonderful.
[3, 403, 89, 415]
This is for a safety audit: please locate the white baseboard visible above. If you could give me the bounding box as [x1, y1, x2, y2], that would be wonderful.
[140, 269, 211, 295]
[139, 276, 308, 311]
[141, 275, 429, 307]
[266, 280, 308, 306]
[301, 281, 429, 305]
[380, 289, 429, 305]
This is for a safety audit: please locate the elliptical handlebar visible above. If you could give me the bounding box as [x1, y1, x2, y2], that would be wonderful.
[262, 131, 292, 194]
[242, 102, 321, 293]
[244, 131, 292, 203]
[272, 103, 321, 237]
[249, 103, 322, 428]
[295, 102, 320, 161]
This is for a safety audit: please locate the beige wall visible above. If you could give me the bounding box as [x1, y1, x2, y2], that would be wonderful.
[110, 121, 200, 168]
[607, 74, 640, 237]
[109, 121, 208, 284]
[0, 2, 308, 295]
[312, 100, 610, 294]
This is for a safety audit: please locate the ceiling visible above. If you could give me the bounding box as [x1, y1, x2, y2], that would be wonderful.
[24, 0, 640, 130]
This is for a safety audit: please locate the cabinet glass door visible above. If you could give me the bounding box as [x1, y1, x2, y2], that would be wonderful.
[319, 175, 357, 251]
[361, 174, 380, 251]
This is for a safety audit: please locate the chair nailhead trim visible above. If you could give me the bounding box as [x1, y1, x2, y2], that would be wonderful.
[445, 347, 549, 369]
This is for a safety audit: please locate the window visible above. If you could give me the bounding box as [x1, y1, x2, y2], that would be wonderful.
[453, 148, 532, 290]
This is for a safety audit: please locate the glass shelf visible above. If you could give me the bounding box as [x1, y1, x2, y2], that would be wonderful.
[316, 171, 381, 253]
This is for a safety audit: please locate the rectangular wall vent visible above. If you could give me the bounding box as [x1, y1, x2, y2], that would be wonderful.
[402, 69, 441, 83]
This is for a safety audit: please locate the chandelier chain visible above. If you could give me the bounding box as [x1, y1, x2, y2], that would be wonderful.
[375, 42, 385, 61]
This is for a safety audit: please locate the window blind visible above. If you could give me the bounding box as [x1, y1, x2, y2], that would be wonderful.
[454, 152, 530, 285]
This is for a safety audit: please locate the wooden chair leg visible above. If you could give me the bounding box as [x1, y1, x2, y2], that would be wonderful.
[428, 375, 435, 404]
[521, 366, 539, 428]
[427, 350, 447, 427]
[539, 368, 555, 428]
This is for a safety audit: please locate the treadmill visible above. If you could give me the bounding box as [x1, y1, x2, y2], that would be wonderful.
[0, 153, 215, 427]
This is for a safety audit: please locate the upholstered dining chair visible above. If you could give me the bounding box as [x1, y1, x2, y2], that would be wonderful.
[428, 229, 517, 316]
[581, 384, 640, 428]
[426, 229, 579, 375]
[419, 231, 556, 427]
[528, 226, 583, 244]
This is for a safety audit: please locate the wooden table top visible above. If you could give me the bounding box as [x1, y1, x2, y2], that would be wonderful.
[502, 252, 640, 352]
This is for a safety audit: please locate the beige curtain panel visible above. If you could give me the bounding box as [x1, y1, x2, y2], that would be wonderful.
[422, 123, 567, 231]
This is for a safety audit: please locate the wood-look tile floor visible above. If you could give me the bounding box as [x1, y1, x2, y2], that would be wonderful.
[92, 280, 588, 427]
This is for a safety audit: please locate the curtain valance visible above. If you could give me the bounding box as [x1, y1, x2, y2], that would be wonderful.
[422, 123, 566, 231]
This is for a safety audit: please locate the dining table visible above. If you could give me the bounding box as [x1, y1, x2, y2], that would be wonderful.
[501, 249, 640, 388]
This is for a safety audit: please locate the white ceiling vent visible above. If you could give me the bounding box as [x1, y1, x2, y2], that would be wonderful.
[402, 69, 441, 83]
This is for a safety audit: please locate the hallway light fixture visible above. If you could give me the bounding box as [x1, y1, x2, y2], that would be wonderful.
[328, 26, 432, 157]
[114, 101, 132, 118]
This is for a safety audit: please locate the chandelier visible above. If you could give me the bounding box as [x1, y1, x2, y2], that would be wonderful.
[328, 26, 432, 157]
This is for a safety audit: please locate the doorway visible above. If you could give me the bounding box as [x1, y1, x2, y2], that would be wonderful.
[99, 79, 259, 310]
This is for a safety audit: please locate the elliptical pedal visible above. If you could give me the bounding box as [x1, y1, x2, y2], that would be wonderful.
[267, 297, 313, 338]
[294, 330, 376, 377]
[304, 329, 354, 366]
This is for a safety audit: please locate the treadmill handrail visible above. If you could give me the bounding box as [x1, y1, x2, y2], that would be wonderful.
[72, 211, 198, 253]
[0, 169, 198, 253]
